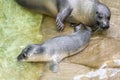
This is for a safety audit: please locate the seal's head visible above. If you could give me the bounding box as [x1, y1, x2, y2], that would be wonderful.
[17, 44, 48, 62]
[95, 3, 111, 30]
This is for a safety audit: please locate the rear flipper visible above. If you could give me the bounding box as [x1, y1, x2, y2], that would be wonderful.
[49, 54, 64, 73]
[74, 24, 83, 32]
[70, 23, 80, 27]
[74, 24, 92, 32]
[56, 0, 73, 31]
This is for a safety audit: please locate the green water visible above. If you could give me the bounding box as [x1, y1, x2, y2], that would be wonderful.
[0, 0, 43, 80]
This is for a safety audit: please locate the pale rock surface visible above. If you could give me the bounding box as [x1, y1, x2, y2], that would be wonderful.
[39, 0, 120, 79]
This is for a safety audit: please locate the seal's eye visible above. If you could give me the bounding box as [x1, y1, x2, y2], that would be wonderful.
[22, 53, 28, 59]
[22, 54, 26, 58]
[27, 47, 32, 51]
[96, 11, 99, 14]
[25, 46, 32, 52]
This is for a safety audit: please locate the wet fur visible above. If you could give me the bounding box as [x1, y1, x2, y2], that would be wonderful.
[17, 24, 92, 72]
[16, 0, 111, 31]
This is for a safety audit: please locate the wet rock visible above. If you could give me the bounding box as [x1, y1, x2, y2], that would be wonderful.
[69, 37, 120, 68]
[40, 17, 73, 42]
[40, 62, 91, 80]
[40, 0, 120, 79]
[74, 68, 120, 80]
[107, 15, 120, 39]
[40, 16, 120, 79]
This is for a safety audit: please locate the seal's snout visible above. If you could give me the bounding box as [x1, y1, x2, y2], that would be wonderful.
[17, 54, 22, 61]
[101, 20, 110, 29]
[17, 53, 26, 61]
[96, 21, 110, 30]
[101, 24, 109, 29]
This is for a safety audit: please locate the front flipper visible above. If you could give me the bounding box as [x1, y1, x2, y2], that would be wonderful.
[56, 7, 73, 31]
[49, 61, 59, 73]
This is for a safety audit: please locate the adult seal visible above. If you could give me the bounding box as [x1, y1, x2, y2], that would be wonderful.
[16, 0, 111, 31]
[17, 24, 92, 72]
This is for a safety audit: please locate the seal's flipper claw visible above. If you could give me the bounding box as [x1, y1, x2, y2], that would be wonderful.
[56, 14, 64, 31]
[56, 6, 73, 31]
[58, 22, 64, 32]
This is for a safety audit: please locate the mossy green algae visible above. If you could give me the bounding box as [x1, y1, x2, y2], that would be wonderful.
[0, 0, 43, 80]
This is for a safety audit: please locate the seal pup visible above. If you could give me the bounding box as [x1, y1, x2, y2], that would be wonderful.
[16, 0, 111, 31]
[17, 24, 92, 72]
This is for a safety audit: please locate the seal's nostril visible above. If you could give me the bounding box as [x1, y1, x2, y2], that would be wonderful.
[101, 25, 109, 29]
[106, 26, 109, 29]
[102, 27, 106, 29]
[17, 54, 23, 61]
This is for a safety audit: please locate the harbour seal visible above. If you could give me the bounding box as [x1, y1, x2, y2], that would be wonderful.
[16, 0, 111, 31]
[17, 24, 92, 72]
